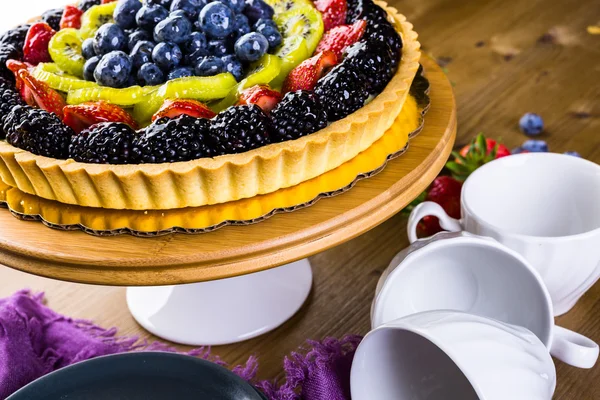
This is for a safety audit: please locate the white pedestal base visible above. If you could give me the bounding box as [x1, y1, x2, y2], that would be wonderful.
[126, 259, 313, 346]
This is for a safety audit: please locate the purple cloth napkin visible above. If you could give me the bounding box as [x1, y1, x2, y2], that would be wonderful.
[0, 290, 361, 400]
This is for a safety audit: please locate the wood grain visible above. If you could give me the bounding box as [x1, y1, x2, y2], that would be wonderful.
[0, 0, 598, 399]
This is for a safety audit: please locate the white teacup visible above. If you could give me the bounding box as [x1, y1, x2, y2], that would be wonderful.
[372, 232, 598, 368]
[351, 310, 556, 400]
[407, 153, 600, 315]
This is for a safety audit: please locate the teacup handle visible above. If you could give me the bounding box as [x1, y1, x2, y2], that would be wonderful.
[550, 325, 599, 368]
[407, 202, 462, 243]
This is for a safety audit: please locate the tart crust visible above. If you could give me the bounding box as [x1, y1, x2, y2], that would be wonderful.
[0, 2, 421, 210]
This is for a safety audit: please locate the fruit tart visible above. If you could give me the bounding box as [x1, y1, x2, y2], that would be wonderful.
[0, 0, 420, 210]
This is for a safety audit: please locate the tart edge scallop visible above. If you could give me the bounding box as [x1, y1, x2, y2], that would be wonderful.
[0, 2, 421, 210]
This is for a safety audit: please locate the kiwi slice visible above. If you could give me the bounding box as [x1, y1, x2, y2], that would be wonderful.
[48, 29, 87, 78]
[33, 63, 98, 91]
[80, 1, 118, 39]
[272, 36, 310, 89]
[264, 0, 312, 14]
[67, 85, 158, 106]
[132, 73, 238, 123]
[274, 6, 324, 55]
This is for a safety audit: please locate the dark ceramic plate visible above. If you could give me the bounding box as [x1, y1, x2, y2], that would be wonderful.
[7, 352, 267, 400]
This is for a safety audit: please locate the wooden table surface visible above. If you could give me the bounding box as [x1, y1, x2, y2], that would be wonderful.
[1, 0, 599, 399]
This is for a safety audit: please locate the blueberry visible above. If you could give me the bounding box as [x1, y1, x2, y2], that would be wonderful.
[82, 38, 96, 59]
[168, 66, 195, 79]
[94, 51, 133, 88]
[519, 113, 544, 136]
[144, 0, 173, 7]
[195, 55, 224, 76]
[114, 0, 143, 29]
[152, 42, 183, 70]
[138, 62, 165, 85]
[255, 20, 281, 49]
[243, 0, 273, 23]
[221, 55, 243, 81]
[232, 14, 251, 39]
[154, 15, 193, 43]
[170, 9, 188, 18]
[234, 32, 268, 62]
[93, 23, 127, 55]
[185, 49, 210, 65]
[253, 17, 276, 30]
[83, 56, 101, 81]
[199, 2, 237, 39]
[136, 4, 169, 31]
[221, 0, 245, 13]
[131, 40, 156, 69]
[185, 31, 208, 53]
[128, 29, 153, 51]
[207, 38, 231, 56]
[564, 151, 581, 157]
[170, 0, 206, 20]
[521, 140, 548, 153]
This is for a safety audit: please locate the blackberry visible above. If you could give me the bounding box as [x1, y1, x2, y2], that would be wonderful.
[0, 80, 25, 139]
[41, 8, 64, 31]
[270, 91, 328, 142]
[0, 24, 31, 50]
[314, 64, 369, 122]
[132, 115, 213, 163]
[78, 0, 101, 12]
[70, 123, 136, 164]
[0, 44, 22, 81]
[346, 0, 388, 24]
[343, 40, 395, 94]
[365, 21, 403, 65]
[209, 105, 271, 155]
[4, 106, 73, 159]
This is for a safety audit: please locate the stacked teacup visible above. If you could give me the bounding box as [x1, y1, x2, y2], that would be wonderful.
[351, 153, 600, 399]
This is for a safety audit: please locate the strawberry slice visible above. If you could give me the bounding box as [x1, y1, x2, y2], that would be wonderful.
[314, 20, 366, 58]
[237, 85, 282, 113]
[101, 0, 118, 3]
[282, 51, 338, 93]
[18, 69, 66, 118]
[314, 0, 347, 31]
[152, 99, 217, 122]
[60, 5, 84, 30]
[64, 102, 138, 133]
[6, 60, 35, 106]
[23, 22, 56, 65]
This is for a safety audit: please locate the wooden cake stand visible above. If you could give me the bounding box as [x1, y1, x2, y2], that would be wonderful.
[0, 56, 456, 345]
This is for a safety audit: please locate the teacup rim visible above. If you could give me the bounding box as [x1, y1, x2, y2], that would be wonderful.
[462, 152, 600, 241]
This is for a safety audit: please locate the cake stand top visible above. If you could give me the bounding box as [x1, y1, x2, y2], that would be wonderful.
[0, 56, 456, 286]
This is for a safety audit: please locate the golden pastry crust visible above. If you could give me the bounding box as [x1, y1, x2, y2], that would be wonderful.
[0, 3, 421, 210]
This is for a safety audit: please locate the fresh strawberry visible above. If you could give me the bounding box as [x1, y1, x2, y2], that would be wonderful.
[18, 69, 66, 118]
[314, 0, 347, 31]
[446, 133, 511, 181]
[237, 85, 282, 113]
[282, 51, 338, 93]
[22, 22, 56, 65]
[60, 5, 83, 30]
[151, 99, 216, 122]
[314, 20, 366, 58]
[6, 60, 35, 106]
[101, 0, 118, 3]
[417, 176, 463, 238]
[64, 102, 138, 133]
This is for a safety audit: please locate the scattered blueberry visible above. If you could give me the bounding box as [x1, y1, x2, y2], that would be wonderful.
[82, 38, 96, 59]
[152, 41, 183, 70]
[130, 40, 155, 69]
[170, 0, 205, 20]
[168, 66, 195, 79]
[221, 0, 245, 13]
[519, 113, 544, 136]
[93, 23, 127, 55]
[154, 15, 193, 43]
[94, 51, 133, 88]
[521, 140, 548, 153]
[199, 2, 237, 39]
[255, 19, 281, 49]
[195, 55, 224, 76]
[138, 62, 165, 85]
[136, 4, 169, 31]
[83, 56, 101, 81]
[128, 29, 152, 51]
[207, 38, 231, 56]
[185, 31, 208, 53]
[234, 32, 268, 62]
[232, 14, 251, 39]
[564, 151, 581, 157]
[221, 54, 243, 81]
[243, 0, 274, 23]
[114, 0, 143, 29]
[511, 147, 528, 154]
